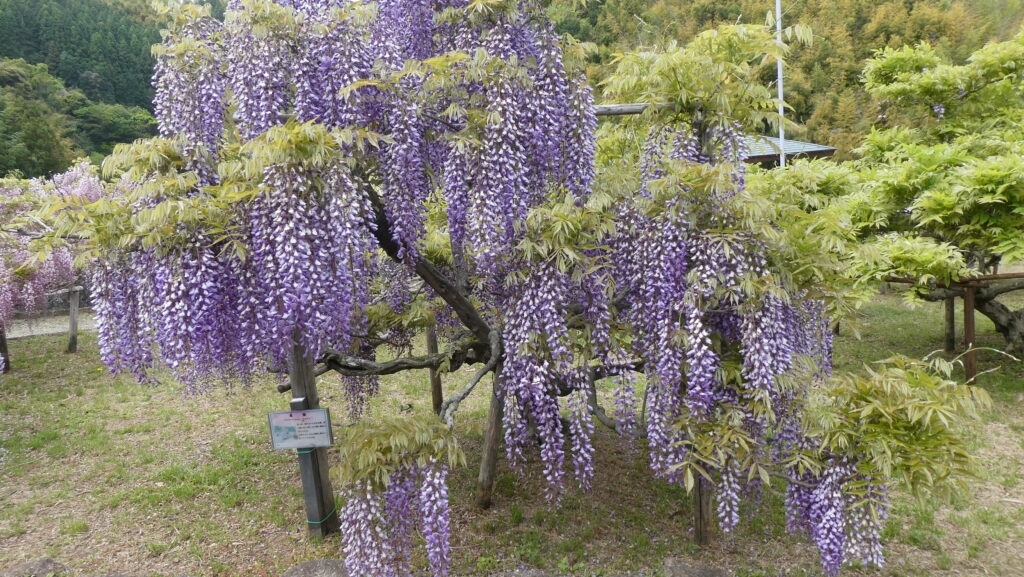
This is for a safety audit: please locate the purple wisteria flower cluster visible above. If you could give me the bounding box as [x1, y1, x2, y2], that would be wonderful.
[340, 460, 450, 577]
[88, 0, 888, 574]
[95, 0, 596, 574]
[91, 135, 377, 392]
[0, 164, 95, 371]
[153, 11, 226, 182]
[598, 120, 888, 575]
[785, 456, 890, 576]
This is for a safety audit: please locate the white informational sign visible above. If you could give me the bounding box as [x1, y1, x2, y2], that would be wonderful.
[268, 408, 334, 450]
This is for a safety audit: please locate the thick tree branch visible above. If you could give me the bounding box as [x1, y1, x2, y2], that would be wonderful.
[582, 364, 646, 436]
[320, 336, 484, 377]
[920, 279, 1024, 303]
[322, 350, 453, 375]
[275, 337, 486, 392]
[980, 279, 1024, 299]
[360, 178, 492, 345]
[919, 286, 965, 301]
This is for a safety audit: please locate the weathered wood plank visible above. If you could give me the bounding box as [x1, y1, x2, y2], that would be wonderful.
[964, 288, 977, 382]
[944, 297, 956, 354]
[693, 477, 714, 547]
[594, 103, 652, 116]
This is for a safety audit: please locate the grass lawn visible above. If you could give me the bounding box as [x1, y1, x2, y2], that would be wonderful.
[1, 292, 1022, 576]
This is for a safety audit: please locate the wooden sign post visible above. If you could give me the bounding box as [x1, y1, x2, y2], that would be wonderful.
[288, 343, 340, 538]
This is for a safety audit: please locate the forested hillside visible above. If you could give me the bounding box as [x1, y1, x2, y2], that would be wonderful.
[0, 58, 154, 178]
[2, 0, 1021, 177]
[0, 0, 159, 108]
[95, 0, 227, 25]
[553, 0, 1024, 155]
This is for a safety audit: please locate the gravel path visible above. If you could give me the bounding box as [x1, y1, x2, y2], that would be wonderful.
[6, 312, 96, 339]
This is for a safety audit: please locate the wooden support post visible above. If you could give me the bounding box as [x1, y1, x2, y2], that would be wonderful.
[427, 327, 443, 415]
[476, 372, 503, 509]
[289, 342, 340, 538]
[944, 297, 956, 354]
[0, 323, 10, 374]
[963, 287, 977, 382]
[693, 477, 714, 547]
[67, 288, 80, 354]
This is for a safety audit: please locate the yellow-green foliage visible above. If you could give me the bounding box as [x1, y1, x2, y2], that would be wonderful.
[806, 356, 991, 496]
[332, 413, 466, 491]
[553, 0, 1024, 156]
[745, 32, 1024, 296]
[602, 24, 807, 133]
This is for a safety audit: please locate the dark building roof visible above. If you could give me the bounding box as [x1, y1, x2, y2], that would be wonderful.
[745, 135, 836, 166]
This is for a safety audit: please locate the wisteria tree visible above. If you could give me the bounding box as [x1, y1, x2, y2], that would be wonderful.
[763, 31, 1024, 352]
[35, 2, 988, 576]
[860, 31, 1024, 352]
[0, 162, 98, 372]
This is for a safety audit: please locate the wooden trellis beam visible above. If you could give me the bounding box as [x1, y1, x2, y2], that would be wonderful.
[594, 103, 656, 116]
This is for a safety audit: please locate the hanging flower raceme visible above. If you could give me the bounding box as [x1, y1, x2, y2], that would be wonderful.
[225, 123, 378, 370]
[598, 119, 851, 543]
[380, 99, 430, 263]
[426, 7, 597, 282]
[334, 414, 463, 577]
[564, 76, 598, 197]
[0, 166, 95, 372]
[225, 0, 302, 141]
[80, 123, 378, 388]
[153, 7, 226, 182]
[91, 257, 157, 384]
[294, 5, 374, 129]
[500, 259, 573, 498]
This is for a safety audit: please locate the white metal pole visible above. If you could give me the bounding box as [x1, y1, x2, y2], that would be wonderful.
[776, 0, 785, 167]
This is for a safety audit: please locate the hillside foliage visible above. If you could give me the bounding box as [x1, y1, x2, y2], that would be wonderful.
[3, 0, 1022, 174]
[0, 0, 160, 108]
[0, 58, 155, 178]
[553, 0, 1024, 155]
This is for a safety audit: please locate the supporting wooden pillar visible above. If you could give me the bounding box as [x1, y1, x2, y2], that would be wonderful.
[963, 287, 977, 382]
[693, 477, 714, 547]
[427, 327, 443, 415]
[944, 297, 956, 354]
[476, 372, 503, 509]
[67, 288, 80, 354]
[289, 342, 340, 538]
[0, 324, 10, 374]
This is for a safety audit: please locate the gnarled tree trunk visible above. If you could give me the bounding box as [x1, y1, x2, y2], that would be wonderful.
[976, 298, 1024, 354]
